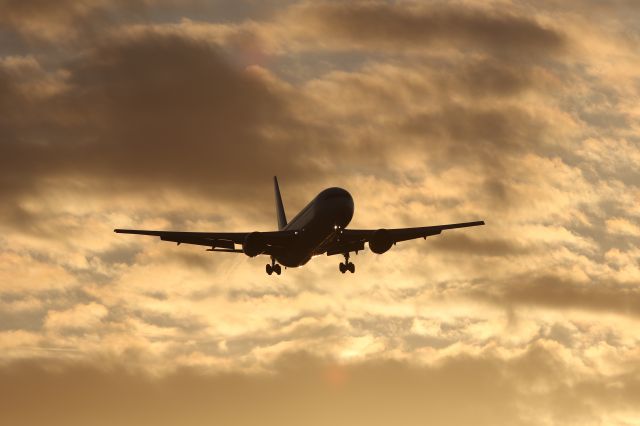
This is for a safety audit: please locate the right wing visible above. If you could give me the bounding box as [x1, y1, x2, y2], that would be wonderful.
[113, 229, 295, 253]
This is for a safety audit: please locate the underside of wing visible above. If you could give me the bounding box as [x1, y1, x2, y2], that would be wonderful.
[325, 220, 485, 255]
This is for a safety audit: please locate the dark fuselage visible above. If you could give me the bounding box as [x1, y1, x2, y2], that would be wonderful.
[273, 187, 354, 267]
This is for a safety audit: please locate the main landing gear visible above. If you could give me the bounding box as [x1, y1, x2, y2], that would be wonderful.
[266, 257, 281, 275]
[339, 253, 355, 274]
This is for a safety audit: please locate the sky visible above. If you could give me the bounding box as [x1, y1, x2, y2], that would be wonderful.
[0, 0, 639, 425]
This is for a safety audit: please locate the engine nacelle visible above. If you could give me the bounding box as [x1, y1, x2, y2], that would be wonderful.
[242, 231, 266, 257]
[369, 229, 393, 254]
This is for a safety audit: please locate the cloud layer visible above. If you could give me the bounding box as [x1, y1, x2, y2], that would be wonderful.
[3, 348, 639, 426]
[0, 0, 639, 424]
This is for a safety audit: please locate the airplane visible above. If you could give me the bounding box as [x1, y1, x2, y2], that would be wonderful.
[115, 177, 484, 275]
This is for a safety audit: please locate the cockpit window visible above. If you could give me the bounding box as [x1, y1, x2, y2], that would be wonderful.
[316, 188, 351, 202]
[323, 192, 346, 200]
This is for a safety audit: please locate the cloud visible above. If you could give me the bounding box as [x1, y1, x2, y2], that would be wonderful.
[0, 1, 582, 235]
[428, 233, 532, 257]
[0, 251, 76, 292]
[398, 103, 546, 172]
[0, 4, 639, 425]
[290, 2, 566, 55]
[470, 274, 640, 318]
[0, 0, 150, 43]
[606, 218, 640, 237]
[44, 302, 108, 331]
[0, 32, 322, 229]
[0, 348, 638, 426]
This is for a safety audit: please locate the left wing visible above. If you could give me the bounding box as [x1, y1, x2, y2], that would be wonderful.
[324, 221, 485, 255]
[114, 229, 295, 253]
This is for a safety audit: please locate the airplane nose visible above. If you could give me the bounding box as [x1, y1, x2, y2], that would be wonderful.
[336, 193, 354, 227]
[317, 187, 354, 228]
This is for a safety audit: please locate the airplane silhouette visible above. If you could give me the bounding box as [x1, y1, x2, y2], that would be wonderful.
[115, 177, 484, 274]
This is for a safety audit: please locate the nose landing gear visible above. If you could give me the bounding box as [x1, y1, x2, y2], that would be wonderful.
[266, 257, 281, 275]
[339, 253, 355, 274]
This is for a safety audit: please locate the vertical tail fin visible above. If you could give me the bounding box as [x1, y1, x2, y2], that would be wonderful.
[273, 176, 287, 230]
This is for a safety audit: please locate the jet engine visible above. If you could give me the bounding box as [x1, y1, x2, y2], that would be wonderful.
[369, 229, 393, 254]
[242, 232, 266, 257]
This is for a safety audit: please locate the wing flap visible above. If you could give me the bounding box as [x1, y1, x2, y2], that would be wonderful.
[115, 229, 249, 243]
[325, 240, 365, 256]
[159, 234, 236, 249]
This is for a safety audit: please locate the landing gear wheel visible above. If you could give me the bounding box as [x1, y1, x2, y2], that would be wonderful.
[266, 257, 282, 276]
[339, 253, 354, 274]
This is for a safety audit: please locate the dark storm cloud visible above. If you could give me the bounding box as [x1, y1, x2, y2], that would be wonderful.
[1, 348, 638, 426]
[0, 33, 318, 222]
[301, 2, 566, 55]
